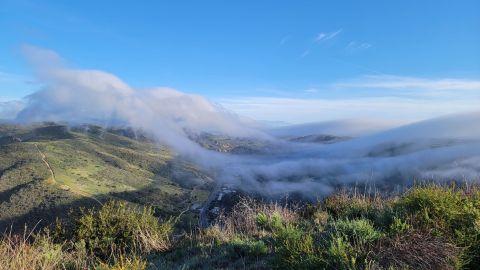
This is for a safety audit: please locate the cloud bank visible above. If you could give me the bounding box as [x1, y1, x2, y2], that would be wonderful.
[2, 45, 480, 198]
[16, 45, 267, 166]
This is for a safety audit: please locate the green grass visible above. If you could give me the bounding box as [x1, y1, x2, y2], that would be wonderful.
[0, 123, 212, 231]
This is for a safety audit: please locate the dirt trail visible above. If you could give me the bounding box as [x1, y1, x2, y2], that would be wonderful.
[34, 143, 56, 184]
[34, 143, 102, 206]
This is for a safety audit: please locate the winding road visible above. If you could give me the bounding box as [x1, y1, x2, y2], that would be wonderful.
[199, 182, 221, 228]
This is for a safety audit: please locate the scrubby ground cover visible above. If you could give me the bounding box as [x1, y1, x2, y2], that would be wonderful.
[0, 123, 213, 232]
[2, 184, 480, 269]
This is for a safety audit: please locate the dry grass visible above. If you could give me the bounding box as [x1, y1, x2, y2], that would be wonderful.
[188, 196, 301, 252]
[135, 223, 172, 254]
[373, 229, 459, 270]
[0, 201, 174, 270]
[0, 228, 89, 270]
[324, 188, 395, 218]
[0, 230, 152, 270]
[213, 197, 299, 238]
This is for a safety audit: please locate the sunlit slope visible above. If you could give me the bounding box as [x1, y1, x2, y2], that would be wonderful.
[0, 123, 213, 230]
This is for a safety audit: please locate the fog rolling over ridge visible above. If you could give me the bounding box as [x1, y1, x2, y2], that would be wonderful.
[4, 46, 480, 197]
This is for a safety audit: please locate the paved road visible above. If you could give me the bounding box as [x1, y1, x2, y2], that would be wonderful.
[199, 182, 221, 228]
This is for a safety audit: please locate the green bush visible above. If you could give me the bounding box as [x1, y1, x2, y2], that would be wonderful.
[394, 185, 480, 269]
[315, 219, 383, 270]
[323, 233, 359, 270]
[389, 216, 411, 235]
[255, 211, 284, 232]
[71, 200, 172, 258]
[272, 224, 322, 269]
[324, 193, 393, 230]
[394, 186, 479, 233]
[255, 212, 268, 228]
[330, 219, 383, 245]
[228, 238, 268, 258]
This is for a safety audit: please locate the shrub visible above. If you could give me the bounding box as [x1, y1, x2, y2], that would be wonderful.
[319, 219, 382, 270]
[213, 197, 299, 239]
[255, 212, 268, 228]
[394, 185, 480, 268]
[330, 219, 383, 245]
[323, 233, 359, 270]
[389, 216, 411, 235]
[324, 192, 394, 229]
[256, 211, 284, 232]
[228, 238, 268, 258]
[248, 240, 269, 257]
[313, 210, 329, 227]
[394, 185, 479, 234]
[71, 200, 172, 258]
[272, 224, 322, 269]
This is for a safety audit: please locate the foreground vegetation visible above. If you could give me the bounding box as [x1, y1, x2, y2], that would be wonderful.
[2, 183, 480, 269]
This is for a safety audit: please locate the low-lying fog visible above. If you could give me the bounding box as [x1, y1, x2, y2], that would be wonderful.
[2, 46, 480, 197]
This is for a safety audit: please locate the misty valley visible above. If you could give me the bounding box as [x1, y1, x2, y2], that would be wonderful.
[1, 1, 479, 268]
[1, 113, 480, 269]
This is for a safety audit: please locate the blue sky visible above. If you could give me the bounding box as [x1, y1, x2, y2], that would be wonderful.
[1, 0, 480, 123]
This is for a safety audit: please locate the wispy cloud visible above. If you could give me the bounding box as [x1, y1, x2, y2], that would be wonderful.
[300, 50, 310, 58]
[279, 35, 290, 45]
[219, 95, 479, 124]
[315, 29, 342, 43]
[346, 41, 372, 51]
[218, 75, 480, 123]
[335, 75, 480, 91]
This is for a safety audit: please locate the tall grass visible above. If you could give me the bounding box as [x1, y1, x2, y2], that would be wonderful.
[0, 200, 171, 270]
[2, 184, 480, 269]
[0, 228, 90, 270]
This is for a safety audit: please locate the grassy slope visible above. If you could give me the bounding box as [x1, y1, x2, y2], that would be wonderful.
[0, 123, 213, 231]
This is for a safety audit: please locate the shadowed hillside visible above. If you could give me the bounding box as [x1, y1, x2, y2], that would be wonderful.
[0, 123, 213, 232]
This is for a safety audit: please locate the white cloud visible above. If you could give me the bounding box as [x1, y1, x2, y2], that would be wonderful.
[13, 46, 266, 160]
[304, 88, 318, 93]
[315, 29, 342, 43]
[219, 75, 480, 123]
[335, 75, 480, 91]
[219, 89, 480, 124]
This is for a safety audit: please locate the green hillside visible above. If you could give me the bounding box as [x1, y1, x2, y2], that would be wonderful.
[0, 123, 213, 232]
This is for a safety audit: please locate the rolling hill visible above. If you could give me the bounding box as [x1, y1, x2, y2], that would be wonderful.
[0, 123, 214, 232]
